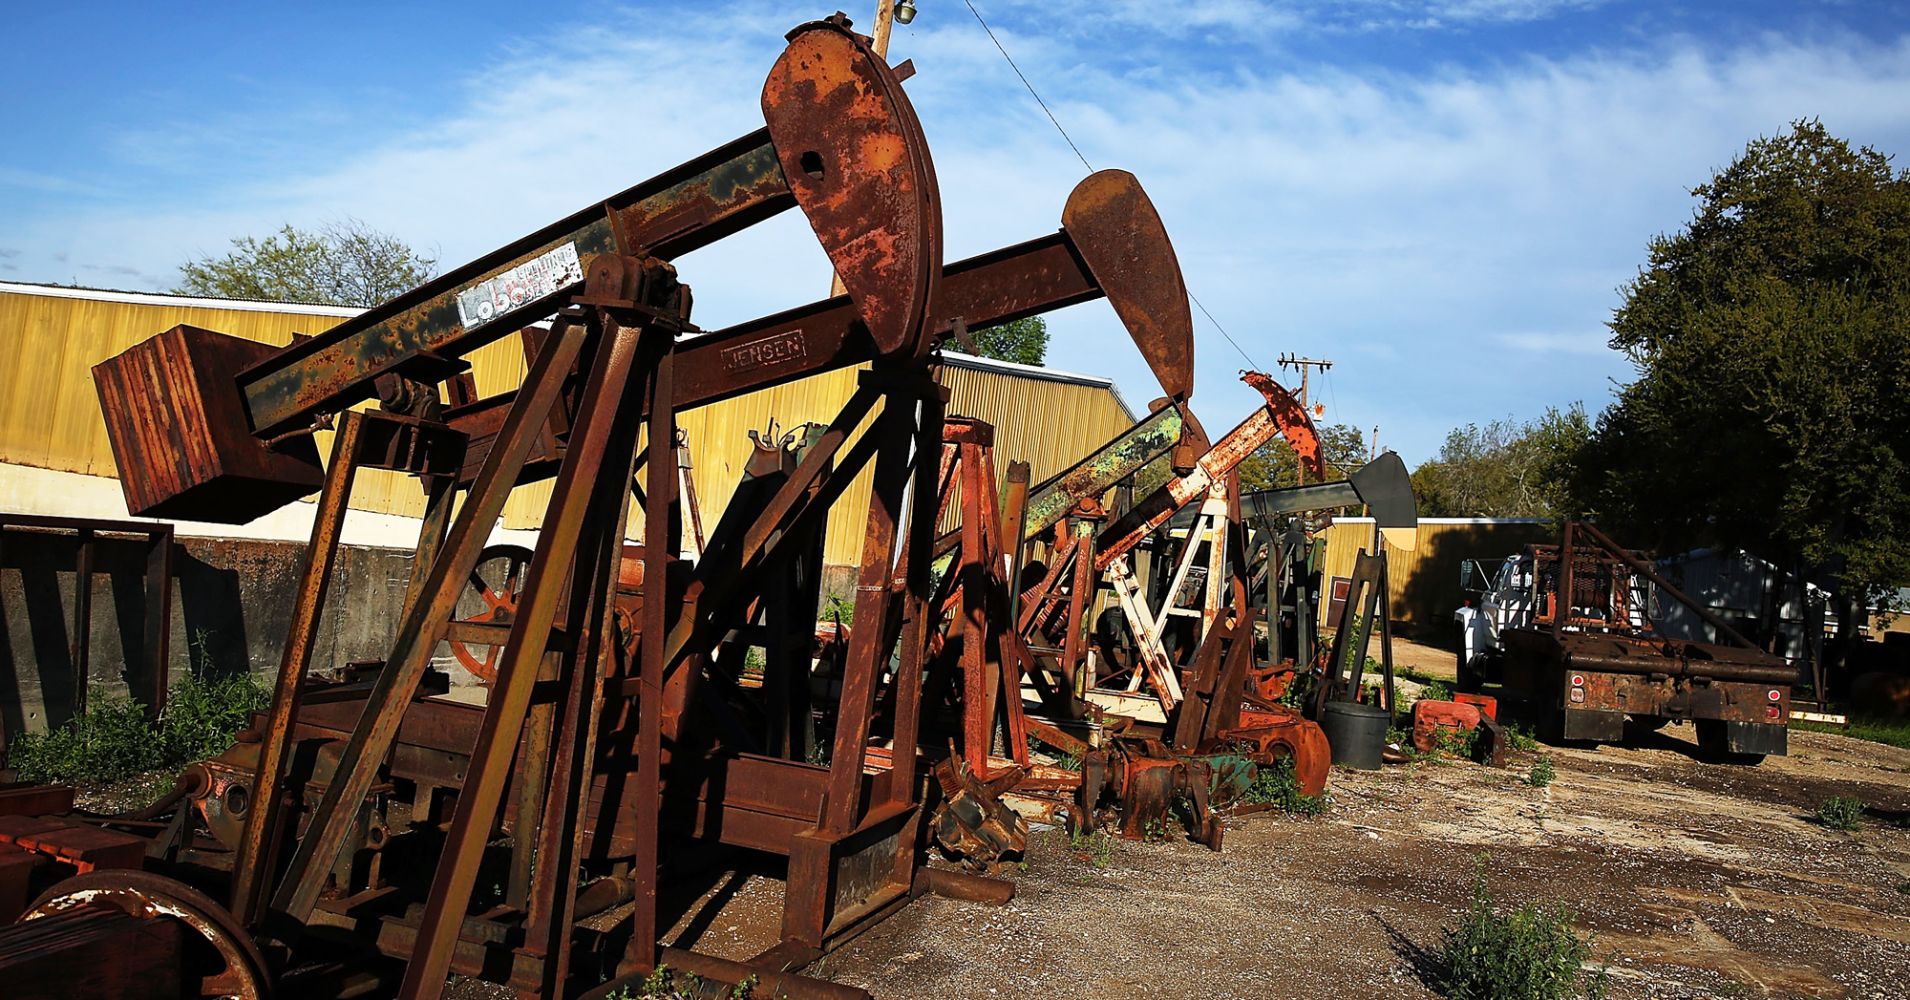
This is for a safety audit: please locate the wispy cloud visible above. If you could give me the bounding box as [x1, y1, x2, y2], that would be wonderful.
[5, 7, 1908, 463]
[1493, 331, 1615, 356]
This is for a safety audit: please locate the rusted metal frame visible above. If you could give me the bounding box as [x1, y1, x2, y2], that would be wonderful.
[1554, 521, 1578, 638]
[1058, 518, 1097, 705]
[1574, 520, 1764, 651]
[821, 371, 930, 837]
[1001, 460, 1031, 596]
[238, 130, 792, 438]
[1107, 557, 1180, 711]
[401, 309, 649, 992]
[523, 441, 644, 969]
[1317, 551, 1384, 714]
[505, 657, 557, 912]
[1015, 531, 1075, 636]
[976, 442, 1030, 765]
[958, 440, 996, 775]
[229, 410, 366, 928]
[1169, 614, 1238, 751]
[624, 343, 680, 976]
[401, 474, 459, 623]
[451, 231, 1107, 477]
[0, 514, 174, 722]
[1094, 382, 1317, 575]
[272, 315, 591, 924]
[142, 524, 174, 720]
[886, 389, 946, 811]
[70, 527, 92, 716]
[1017, 404, 1185, 543]
[403, 309, 655, 1000]
[658, 388, 887, 679]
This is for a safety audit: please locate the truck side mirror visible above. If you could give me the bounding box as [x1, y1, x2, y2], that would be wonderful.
[1459, 561, 1474, 590]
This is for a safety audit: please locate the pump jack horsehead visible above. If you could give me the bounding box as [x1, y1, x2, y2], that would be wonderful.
[0, 14, 1236, 1000]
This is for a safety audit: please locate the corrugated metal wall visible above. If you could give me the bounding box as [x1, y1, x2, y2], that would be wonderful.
[1319, 518, 1555, 631]
[1, 287, 1137, 568]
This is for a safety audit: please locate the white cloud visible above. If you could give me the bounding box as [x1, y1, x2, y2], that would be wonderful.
[8, 9, 1910, 465]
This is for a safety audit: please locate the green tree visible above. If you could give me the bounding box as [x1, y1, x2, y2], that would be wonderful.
[1238, 422, 1371, 492]
[1581, 119, 1910, 632]
[1411, 405, 1590, 518]
[176, 219, 437, 308]
[963, 315, 1048, 366]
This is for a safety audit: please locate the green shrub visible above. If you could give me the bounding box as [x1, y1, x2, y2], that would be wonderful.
[1241, 756, 1327, 816]
[1068, 827, 1114, 868]
[1417, 680, 1454, 704]
[1816, 795, 1864, 832]
[1505, 724, 1541, 753]
[1438, 867, 1607, 1000]
[1527, 756, 1556, 788]
[5, 669, 269, 787]
[5, 694, 163, 785]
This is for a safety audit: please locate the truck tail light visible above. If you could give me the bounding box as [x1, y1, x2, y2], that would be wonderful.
[1571, 674, 1585, 688]
[1767, 689, 1782, 702]
[1569, 688, 1586, 704]
[1766, 705, 1781, 720]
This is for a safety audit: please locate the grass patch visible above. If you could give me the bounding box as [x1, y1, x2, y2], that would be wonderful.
[1438, 864, 1608, 1000]
[5, 668, 269, 787]
[1527, 755, 1557, 788]
[1067, 828, 1115, 868]
[1240, 756, 1327, 816]
[1795, 715, 1910, 751]
[1816, 795, 1865, 832]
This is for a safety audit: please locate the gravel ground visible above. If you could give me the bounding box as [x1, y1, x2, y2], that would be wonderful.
[804, 725, 1910, 999]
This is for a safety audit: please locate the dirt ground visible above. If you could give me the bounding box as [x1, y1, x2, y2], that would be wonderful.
[832, 728, 1910, 999]
[630, 724, 1910, 1000]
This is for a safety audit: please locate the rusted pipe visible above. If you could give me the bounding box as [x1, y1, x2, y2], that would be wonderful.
[912, 866, 1015, 905]
[1562, 651, 1800, 685]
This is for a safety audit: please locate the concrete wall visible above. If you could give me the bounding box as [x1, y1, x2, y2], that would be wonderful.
[0, 530, 416, 737]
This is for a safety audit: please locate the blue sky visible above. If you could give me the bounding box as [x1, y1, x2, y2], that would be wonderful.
[5, 1, 1910, 464]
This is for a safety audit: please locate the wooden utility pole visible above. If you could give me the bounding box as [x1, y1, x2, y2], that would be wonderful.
[1277, 353, 1333, 485]
[827, 0, 899, 299]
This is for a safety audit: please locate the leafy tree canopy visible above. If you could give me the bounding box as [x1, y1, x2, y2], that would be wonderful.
[1581, 119, 1910, 609]
[176, 219, 438, 308]
[1411, 405, 1591, 519]
[964, 315, 1049, 366]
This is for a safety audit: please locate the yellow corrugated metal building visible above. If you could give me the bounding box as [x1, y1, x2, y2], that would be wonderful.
[0, 282, 1136, 567]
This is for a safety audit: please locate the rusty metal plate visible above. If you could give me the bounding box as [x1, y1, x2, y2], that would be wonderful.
[1061, 169, 1194, 402]
[762, 17, 941, 360]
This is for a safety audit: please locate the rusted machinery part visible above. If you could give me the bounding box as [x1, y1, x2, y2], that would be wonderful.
[105, 765, 206, 822]
[1241, 370, 1323, 479]
[1217, 709, 1331, 799]
[928, 757, 1030, 873]
[763, 15, 941, 360]
[1108, 751, 1223, 850]
[1062, 169, 1195, 403]
[447, 544, 534, 683]
[21, 870, 271, 1000]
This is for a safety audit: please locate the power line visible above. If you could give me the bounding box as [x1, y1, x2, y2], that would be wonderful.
[959, 0, 1260, 372]
[1189, 292, 1261, 371]
[961, 0, 1093, 173]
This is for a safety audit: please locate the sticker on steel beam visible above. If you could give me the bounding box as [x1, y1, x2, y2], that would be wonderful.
[456, 242, 584, 330]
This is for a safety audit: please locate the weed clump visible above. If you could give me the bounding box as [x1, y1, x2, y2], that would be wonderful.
[6, 668, 269, 787]
[1437, 866, 1607, 1000]
[1527, 755, 1557, 788]
[1816, 795, 1864, 832]
[1242, 756, 1327, 816]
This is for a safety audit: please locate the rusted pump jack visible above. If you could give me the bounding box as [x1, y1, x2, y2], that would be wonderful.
[0, 16, 1233, 1000]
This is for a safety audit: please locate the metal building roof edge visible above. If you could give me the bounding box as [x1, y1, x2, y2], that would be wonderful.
[0, 280, 365, 318]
